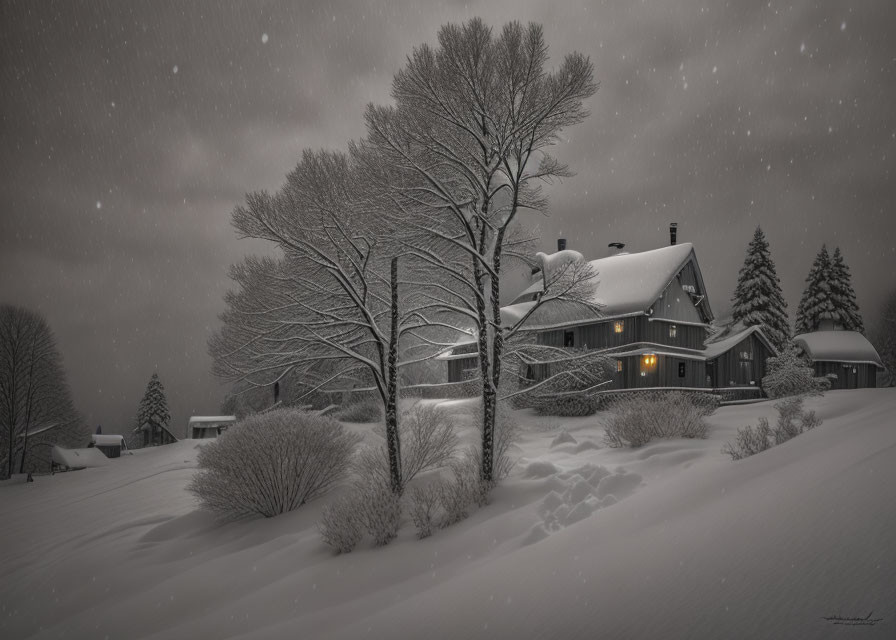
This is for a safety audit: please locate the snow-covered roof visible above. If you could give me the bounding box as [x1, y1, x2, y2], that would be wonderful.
[703, 325, 777, 359]
[510, 243, 703, 321]
[794, 331, 884, 368]
[91, 435, 125, 447]
[51, 446, 109, 469]
[187, 416, 236, 424]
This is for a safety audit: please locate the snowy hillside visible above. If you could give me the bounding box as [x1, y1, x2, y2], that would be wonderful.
[2, 389, 894, 639]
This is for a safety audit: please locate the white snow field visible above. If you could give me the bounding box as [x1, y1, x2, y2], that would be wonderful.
[2, 389, 894, 639]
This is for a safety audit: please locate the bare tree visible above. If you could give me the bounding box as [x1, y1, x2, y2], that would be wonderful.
[0, 305, 85, 477]
[210, 150, 454, 494]
[362, 18, 598, 483]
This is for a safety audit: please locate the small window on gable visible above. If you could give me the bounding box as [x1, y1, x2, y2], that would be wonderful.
[669, 324, 678, 338]
[614, 320, 624, 334]
[678, 362, 686, 378]
[616, 360, 623, 373]
[564, 330, 575, 347]
[739, 350, 753, 361]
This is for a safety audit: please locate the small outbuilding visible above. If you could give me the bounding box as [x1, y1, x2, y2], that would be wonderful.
[88, 434, 130, 458]
[187, 416, 237, 439]
[50, 446, 110, 472]
[794, 331, 884, 389]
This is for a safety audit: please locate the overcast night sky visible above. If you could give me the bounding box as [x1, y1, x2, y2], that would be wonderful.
[1, 1, 894, 436]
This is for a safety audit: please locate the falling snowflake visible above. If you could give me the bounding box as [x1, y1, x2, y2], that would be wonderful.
[261, 33, 269, 44]
[172, 65, 179, 74]
[840, 21, 846, 31]
[712, 66, 718, 74]
[800, 42, 806, 54]
[96, 201, 102, 209]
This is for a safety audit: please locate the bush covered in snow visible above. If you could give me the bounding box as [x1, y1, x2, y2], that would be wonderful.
[333, 399, 383, 423]
[408, 482, 441, 539]
[603, 392, 712, 448]
[355, 403, 459, 489]
[357, 483, 403, 546]
[318, 494, 365, 553]
[722, 397, 822, 460]
[188, 408, 361, 519]
[762, 343, 830, 399]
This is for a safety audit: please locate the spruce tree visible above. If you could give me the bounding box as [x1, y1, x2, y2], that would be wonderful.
[731, 226, 791, 351]
[829, 247, 864, 333]
[136, 373, 171, 446]
[795, 245, 835, 334]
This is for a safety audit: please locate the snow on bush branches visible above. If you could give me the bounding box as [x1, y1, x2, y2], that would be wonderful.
[722, 397, 822, 460]
[189, 408, 361, 519]
[603, 392, 716, 448]
[762, 342, 830, 399]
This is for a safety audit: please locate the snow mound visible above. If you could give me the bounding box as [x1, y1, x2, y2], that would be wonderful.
[550, 429, 577, 448]
[523, 460, 560, 478]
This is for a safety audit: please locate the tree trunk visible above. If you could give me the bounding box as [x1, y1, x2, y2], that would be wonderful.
[384, 257, 403, 495]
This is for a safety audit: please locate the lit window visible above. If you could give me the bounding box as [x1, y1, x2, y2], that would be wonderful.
[669, 324, 678, 338]
[640, 354, 657, 375]
[616, 360, 623, 372]
[614, 321, 624, 334]
[739, 350, 753, 361]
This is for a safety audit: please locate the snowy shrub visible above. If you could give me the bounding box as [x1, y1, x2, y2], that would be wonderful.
[333, 399, 382, 423]
[407, 482, 442, 539]
[438, 451, 482, 527]
[722, 419, 773, 460]
[722, 397, 822, 460]
[534, 394, 600, 417]
[356, 403, 459, 489]
[772, 397, 822, 444]
[762, 343, 830, 399]
[357, 483, 403, 546]
[189, 408, 361, 519]
[318, 494, 365, 554]
[603, 392, 710, 448]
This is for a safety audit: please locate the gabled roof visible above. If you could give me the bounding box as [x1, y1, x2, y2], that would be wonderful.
[508, 243, 711, 328]
[703, 324, 778, 359]
[794, 331, 884, 368]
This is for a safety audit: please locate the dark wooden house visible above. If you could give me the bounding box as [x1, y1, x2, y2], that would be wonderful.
[794, 331, 883, 389]
[440, 233, 777, 396]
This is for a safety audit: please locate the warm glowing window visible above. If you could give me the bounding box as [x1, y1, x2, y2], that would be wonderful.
[614, 321, 624, 334]
[640, 354, 657, 375]
[616, 360, 623, 372]
[669, 324, 678, 338]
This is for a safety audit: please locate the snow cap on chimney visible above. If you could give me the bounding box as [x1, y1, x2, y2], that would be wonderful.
[608, 242, 626, 256]
[557, 238, 567, 251]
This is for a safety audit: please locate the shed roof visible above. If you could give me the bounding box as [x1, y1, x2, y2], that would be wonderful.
[51, 446, 109, 469]
[794, 331, 884, 368]
[91, 435, 125, 447]
[187, 416, 237, 424]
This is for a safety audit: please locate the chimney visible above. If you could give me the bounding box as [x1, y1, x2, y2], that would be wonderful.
[557, 238, 567, 252]
[608, 242, 626, 256]
[670, 223, 678, 246]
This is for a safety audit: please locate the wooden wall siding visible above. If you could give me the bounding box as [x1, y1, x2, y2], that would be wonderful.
[643, 320, 707, 349]
[448, 356, 479, 383]
[813, 362, 878, 389]
[615, 355, 707, 389]
[710, 334, 770, 389]
[652, 277, 704, 324]
[539, 316, 641, 350]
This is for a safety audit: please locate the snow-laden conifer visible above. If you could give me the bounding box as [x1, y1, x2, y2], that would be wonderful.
[795, 245, 835, 334]
[829, 247, 864, 333]
[731, 226, 790, 351]
[136, 372, 171, 446]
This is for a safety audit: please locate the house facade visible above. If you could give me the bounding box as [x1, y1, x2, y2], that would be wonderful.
[794, 331, 883, 389]
[441, 231, 776, 395]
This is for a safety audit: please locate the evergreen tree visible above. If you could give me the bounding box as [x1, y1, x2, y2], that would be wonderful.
[829, 247, 864, 333]
[136, 373, 171, 446]
[795, 245, 835, 334]
[731, 226, 791, 351]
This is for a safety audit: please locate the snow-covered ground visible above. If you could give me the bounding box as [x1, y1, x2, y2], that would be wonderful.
[2, 389, 894, 639]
